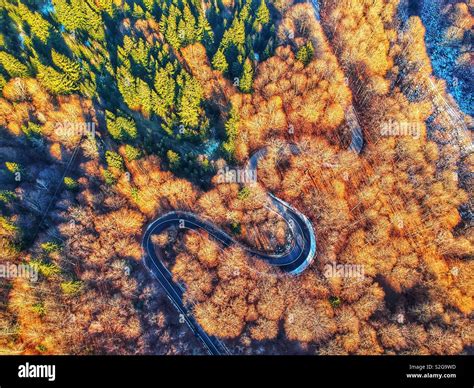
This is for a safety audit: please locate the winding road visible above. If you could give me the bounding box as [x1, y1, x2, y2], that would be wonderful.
[142, 0, 366, 353]
[142, 143, 318, 355]
[142, 132, 363, 355]
[138, 0, 470, 357]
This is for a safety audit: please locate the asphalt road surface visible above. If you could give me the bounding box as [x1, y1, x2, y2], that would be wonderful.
[142, 145, 317, 354]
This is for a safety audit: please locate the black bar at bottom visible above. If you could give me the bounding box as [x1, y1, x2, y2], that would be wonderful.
[0, 355, 471, 387]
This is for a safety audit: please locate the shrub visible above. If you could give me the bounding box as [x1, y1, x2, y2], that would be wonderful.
[230, 221, 241, 235]
[103, 169, 117, 185]
[41, 241, 62, 253]
[0, 190, 16, 204]
[329, 296, 342, 308]
[31, 302, 46, 316]
[124, 144, 141, 161]
[105, 151, 124, 171]
[237, 187, 251, 200]
[61, 281, 83, 295]
[5, 162, 22, 174]
[64, 176, 79, 190]
[296, 42, 314, 66]
[29, 259, 61, 278]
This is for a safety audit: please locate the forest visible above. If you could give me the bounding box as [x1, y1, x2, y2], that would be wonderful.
[0, 0, 472, 355]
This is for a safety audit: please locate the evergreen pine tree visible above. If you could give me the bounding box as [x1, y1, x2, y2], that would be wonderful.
[137, 78, 152, 117]
[142, 0, 155, 12]
[53, 0, 84, 31]
[153, 66, 177, 119]
[33, 58, 78, 95]
[0, 51, 30, 78]
[52, 50, 81, 83]
[105, 150, 124, 171]
[106, 111, 123, 141]
[222, 104, 239, 159]
[178, 73, 203, 128]
[197, 12, 214, 47]
[132, 3, 145, 19]
[256, 0, 270, 25]
[296, 41, 315, 66]
[164, 5, 182, 48]
[167, 149, 181, 169]
[239, 58, 253, 93]
[124, 144, 141, 161]
[96, 0, 115, 16]
[182, 4, 198, 44]
[19, 4, 51, 43]
[212, 49, 228, 73]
